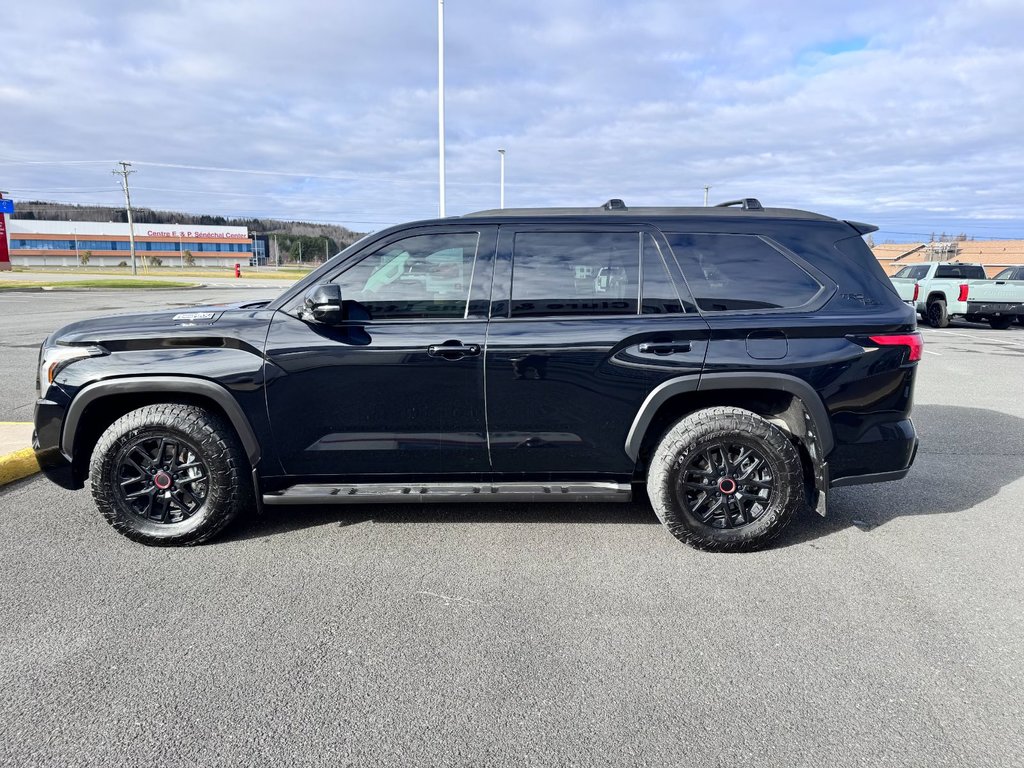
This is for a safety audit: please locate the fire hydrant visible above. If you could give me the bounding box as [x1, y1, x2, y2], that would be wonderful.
[234, 263, 241, 278]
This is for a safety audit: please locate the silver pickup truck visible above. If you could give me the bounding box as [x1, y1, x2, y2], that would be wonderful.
[890, 261, 1024, 329]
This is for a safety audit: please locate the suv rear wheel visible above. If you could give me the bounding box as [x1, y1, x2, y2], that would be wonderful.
[647, 407, 805, 552]
[89, 403, 252, 546]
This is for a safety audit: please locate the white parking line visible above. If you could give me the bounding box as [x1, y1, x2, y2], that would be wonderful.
[923, 349, 942, 356]
[928, 329, 1024, 349]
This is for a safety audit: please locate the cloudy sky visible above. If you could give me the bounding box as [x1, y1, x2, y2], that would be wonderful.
[1, 0, 1022, 241]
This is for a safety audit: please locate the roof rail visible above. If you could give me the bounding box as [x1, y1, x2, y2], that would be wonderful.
[714, 198, 764, 211]
[602, 198, 627, 211]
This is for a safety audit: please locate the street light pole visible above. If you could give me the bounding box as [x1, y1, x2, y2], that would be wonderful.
[498, 148, 506, 209]
[437, 0, 446, 218]
[703, 185, 711, 207]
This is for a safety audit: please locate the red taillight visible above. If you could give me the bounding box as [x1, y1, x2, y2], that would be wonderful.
[912, 283, 920, 301]
[869, 333, 923, 362]
[958, 283, 969, 302]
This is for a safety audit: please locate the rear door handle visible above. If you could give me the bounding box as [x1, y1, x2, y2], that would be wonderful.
[428, 341, 481, 359]
[639, 342, 692, 355]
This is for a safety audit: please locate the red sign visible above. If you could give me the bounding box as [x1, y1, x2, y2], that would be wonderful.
[0, 212, 10, 269]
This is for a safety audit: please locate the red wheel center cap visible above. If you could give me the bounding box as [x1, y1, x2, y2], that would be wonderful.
[153, 471, 172, 490]
[718, 477, 737, 495]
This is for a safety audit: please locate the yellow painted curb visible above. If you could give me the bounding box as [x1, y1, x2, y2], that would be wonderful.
[0, 447, 40, 486]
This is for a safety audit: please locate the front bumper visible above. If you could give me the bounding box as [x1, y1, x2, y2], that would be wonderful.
[33, 397, 79, 490]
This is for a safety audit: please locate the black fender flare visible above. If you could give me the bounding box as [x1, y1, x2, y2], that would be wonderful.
[61, 376, 262, 466]
[624, 371, 834, 462]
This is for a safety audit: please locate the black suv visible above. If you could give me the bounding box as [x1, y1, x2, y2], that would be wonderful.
[33, 198, 920, 551]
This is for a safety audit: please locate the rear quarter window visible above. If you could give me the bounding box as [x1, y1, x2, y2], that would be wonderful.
[663, 233, 824, 312]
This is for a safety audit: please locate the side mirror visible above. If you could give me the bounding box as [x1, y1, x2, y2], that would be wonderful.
[303, 283, 343, 323]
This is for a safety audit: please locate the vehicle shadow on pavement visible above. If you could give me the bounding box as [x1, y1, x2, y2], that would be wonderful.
[776, 404, 1024, 547]
[235, 498, 660, 541]
[233, 404, 1021, 546]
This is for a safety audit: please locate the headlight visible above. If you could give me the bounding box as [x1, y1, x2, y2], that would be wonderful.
[38, 345, 106, 391]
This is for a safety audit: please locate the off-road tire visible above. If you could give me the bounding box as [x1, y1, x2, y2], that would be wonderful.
[926, 299, 949, 328]
[987, 316, 1014, 330]
[89, 403, 252, 546]
[647, 407, 805, 552]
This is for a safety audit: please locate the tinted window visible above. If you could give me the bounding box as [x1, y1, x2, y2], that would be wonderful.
[935, 264, 986, 279]
[665, 233, 823, 312]
[510, 232, 639, 317]
[642, 234, 684, 314]
[894, 265, 929, 280]
[994, 268, 1021, 280]
[333, 232, 478, 320]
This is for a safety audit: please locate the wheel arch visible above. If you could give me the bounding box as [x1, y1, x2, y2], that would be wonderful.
[926, 291, 947, 305]
[625, 372, 834, 466]
[63, 377, 261, 481]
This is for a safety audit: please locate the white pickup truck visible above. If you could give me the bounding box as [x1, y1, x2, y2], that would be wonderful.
[890, 261, 1024, 329]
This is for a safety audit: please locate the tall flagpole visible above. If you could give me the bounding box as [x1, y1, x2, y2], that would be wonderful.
[438, 0, 446, 217]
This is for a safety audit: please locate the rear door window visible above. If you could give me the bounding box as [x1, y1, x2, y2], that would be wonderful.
[509, 231, 639, 317]
[664, 233, 825, 312]
[642, 234, 685, 315]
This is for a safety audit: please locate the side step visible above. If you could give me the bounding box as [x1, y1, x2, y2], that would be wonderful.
[262, 481, 633, 506]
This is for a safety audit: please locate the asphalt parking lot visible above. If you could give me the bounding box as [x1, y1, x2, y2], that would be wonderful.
[1, 291, 1022, 767]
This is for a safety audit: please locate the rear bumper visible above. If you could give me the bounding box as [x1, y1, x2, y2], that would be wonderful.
[966, 301, 1024, 316]
[828, 417, 918, 487]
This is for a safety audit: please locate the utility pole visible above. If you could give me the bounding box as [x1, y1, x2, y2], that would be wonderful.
[112, 162, 138, 275]
[703, 185, 711, 207]
[324, 236, 329, 263]
[437, 0, 446, 217]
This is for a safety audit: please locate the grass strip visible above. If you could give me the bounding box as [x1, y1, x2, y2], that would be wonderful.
[0, 280, 200, 290]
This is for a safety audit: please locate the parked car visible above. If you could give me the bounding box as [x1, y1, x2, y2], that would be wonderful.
[890, 261, 1024, 328]
[33, 198, 920, 551]
[992, 268, 1024, 325]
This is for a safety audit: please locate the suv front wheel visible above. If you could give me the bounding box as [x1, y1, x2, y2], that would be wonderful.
[647, 407, 805, 552]
[89, 403, 252, 546]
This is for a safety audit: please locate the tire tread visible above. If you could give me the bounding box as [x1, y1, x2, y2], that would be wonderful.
[89, 403, 251, 546]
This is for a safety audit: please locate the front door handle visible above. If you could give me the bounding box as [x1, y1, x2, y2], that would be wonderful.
[639, 342, 692, 355]
[428, 341, 481, 360]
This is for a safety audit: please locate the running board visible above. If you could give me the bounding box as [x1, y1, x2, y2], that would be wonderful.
[262, 481, 633, 505]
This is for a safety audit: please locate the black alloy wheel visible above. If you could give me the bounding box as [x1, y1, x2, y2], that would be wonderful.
[113, 435, 210, 524]
[927, 299, 949, 328]
[647, 406, 805, 551]
[90, 403, 252, 546]
[675, 440, 774, 530]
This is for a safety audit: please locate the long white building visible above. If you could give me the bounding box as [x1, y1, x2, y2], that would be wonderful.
[7, 219, 255, 268]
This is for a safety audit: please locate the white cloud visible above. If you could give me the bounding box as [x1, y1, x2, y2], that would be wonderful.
[0, 0, 1021, 240]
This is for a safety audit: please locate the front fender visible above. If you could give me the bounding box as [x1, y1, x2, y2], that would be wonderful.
[61, 376, 262, 466]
